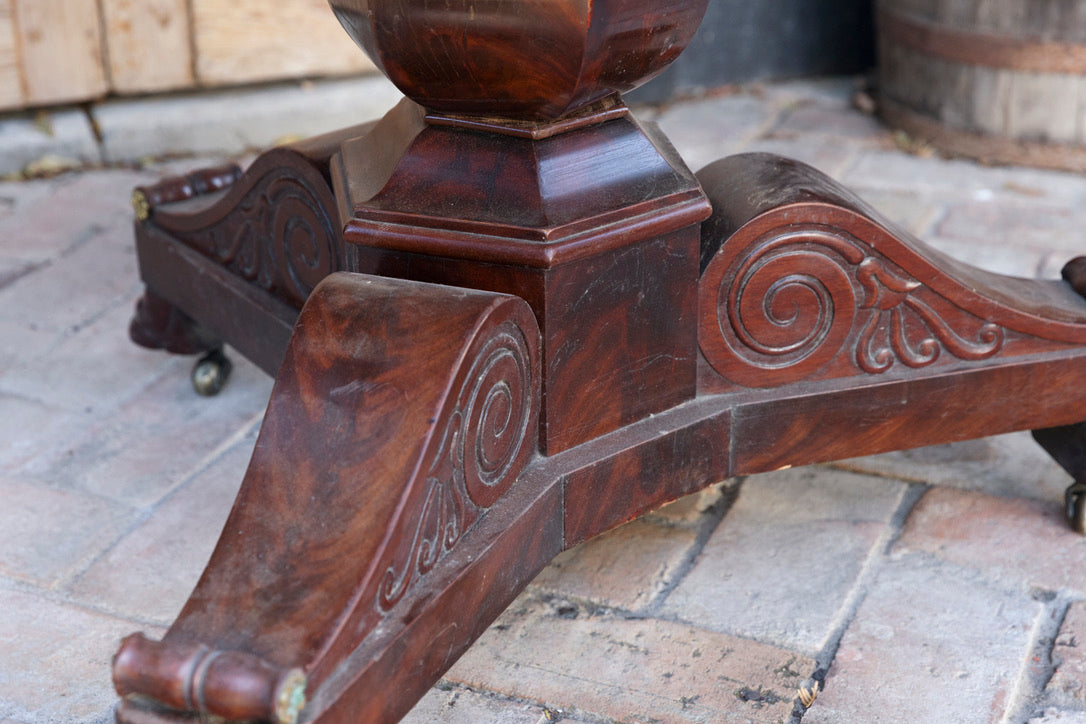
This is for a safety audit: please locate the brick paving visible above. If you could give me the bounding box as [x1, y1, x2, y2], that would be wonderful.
[2, 75, 1086, 723]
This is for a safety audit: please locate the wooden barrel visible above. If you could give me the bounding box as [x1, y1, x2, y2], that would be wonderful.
[877, 0, 1086, 170]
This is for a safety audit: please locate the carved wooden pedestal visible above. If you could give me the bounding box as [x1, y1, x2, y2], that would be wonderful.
[113, 2, 1086, 722]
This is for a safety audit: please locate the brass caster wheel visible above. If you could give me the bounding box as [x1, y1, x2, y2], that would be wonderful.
[1065, 481, 1086, 535]
[191, 349, 232, 397]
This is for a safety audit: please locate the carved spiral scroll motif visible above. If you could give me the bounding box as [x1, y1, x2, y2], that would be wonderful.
[462, 323, 534, 508]
[701, 228, 864, 387]
[165, 155, 342, 309]
[378, 318, 533, 612]
[270, 176, 339, 305]
[700, 223, 1006, 388]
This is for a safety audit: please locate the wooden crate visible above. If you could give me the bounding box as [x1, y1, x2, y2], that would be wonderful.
[0, 0, 374, 111]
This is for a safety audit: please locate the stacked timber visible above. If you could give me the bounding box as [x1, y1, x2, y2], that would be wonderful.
[878, 0, 1086, 170]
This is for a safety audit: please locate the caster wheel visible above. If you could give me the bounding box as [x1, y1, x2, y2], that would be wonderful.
[1065, 482, 1086, 535]
[191, 349, 232, 397]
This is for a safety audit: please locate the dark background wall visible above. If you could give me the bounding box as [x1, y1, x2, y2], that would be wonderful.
[630, 0, 875, 104]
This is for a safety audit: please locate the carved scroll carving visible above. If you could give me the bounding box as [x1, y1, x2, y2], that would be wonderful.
[377, 320, 534, 611]
[113, 274, 542, 719]
[146, 151, 343, 309]
[854, 257, 1003, 373]
[699, 222, 1006, 388]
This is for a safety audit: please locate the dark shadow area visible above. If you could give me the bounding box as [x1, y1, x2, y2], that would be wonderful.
[631, 0, 875, 103]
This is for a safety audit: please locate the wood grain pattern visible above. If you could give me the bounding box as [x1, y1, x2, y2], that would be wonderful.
[697, 153, 1086, 393]
[878, 0, 1086, 168]
[887, 0, 1086, 40]
[13, 0, 107, 106]
[111, 3, 1086, 721]
[328, 0, 710, 120]
[191, 0, 372, 86]
[116, 272, 543, 723]
[101, 0, 194, 93]
[0, 0, 22, 109]
[337, 100, 711, 453]
[118, 145, 1086, 723]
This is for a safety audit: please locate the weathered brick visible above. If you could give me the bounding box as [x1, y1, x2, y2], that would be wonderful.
[404, 686, 584, 724]
[66, 437, 254, 625]
[772, 102, 885, 142]
[921, 236, 1052, 279]
[935, 197, 1086, 256]
[0, 169, 150, 263]
[654, 92, 776, 171]
[446, 592, 814, 724]
[0, 301, 173, 414]
[841, 149, 1086, 205]
[0, 477, 135, 588]
[25, 352, 269, 507]
[662, 466, 907, 654]
[757, 77, 858, 107]
[896, 486, 1086, 596]
[0, 584, 161, 723]
[1047, 601, 1086, 706]
[839, 188, 944, 237]
[643, 481, 731, 529]
[836, 431, 1070, 503]
[805, 554, 1042, 724]
[741, 135, 861, 180]
[0, 393, 81, 474]
[1030, 710, 1086, 723]
[0, 226, 141, 335]
[531, 518, 700, 612]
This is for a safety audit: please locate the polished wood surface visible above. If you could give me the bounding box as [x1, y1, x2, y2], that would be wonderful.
[113, 2, 1086, 722]
[328, 0, 710, 121]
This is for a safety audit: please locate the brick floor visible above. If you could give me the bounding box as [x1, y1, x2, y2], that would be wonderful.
[66, 433, 256, 625]
[836, 431, 1071, 503]
[445, 592, 814, 724]
[531, 518, 701, 612]
[0, 585, 165, 723]
[403, 687, 584, 724]
[1049, 601, 1086, 707]
[3, 75, 1086, 724]
[662, 466, 908, 656]
[896, 486, 1086, 597]
[805, 554, 1044, 724]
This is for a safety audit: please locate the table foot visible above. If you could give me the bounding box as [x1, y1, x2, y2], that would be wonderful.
[128, 289, 220, 356]
[113, 272, 547, 723]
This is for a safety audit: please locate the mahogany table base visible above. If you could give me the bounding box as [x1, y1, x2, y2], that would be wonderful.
[111, 99, 1086, 724]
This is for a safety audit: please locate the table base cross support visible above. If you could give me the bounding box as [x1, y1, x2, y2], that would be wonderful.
[109, 2, 1086, 721]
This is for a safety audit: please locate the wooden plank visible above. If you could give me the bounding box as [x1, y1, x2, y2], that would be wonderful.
[13, 0, 107, 106]
[191, 0, 373, 86]
[101, 0, 193, 94]
[0, 0, 23, 109]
